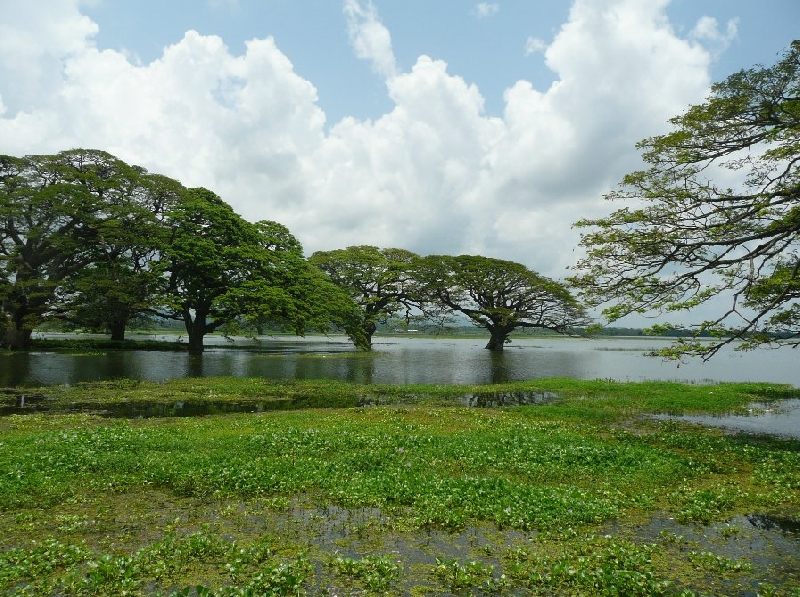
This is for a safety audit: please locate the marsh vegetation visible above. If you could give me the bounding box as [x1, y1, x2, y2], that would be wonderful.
[1, 378, 798, 595]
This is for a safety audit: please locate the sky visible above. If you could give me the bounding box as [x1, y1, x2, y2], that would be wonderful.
[0, 0, 797, 294]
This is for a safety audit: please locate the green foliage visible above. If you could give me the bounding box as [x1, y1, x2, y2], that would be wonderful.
[434, 557, 505, 592]
[153, 187, 261, 350]
[0, 150, 166, 348]
[309, 245, 420, 348]
[671, 487, 739, 524]
[0, 529, 311, 596]
[0, 379, 798, 593]
[572, 40, 800, 359]
[687, 550, 752, 574]
[1, 150, 362, 351]
[0, 538, 90, 590]
[152, 189, 365, 352]
[328, 553, 402, 592]
[506, 536, 669, 596]
[415, 254, 590, 350]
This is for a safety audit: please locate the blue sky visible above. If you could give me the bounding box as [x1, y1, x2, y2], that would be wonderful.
[0, 0, 797, 328]
[78, 0, 797, 125]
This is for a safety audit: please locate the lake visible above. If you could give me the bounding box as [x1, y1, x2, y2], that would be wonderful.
[2, 334, 798, 387]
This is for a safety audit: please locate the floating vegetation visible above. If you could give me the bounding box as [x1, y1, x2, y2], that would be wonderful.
[0, 378, 798, 594]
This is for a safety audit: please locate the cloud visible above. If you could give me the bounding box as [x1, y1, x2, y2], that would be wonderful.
[525, 36, 546, 56]
[343, 0, 397, 78]
[690, 15, 739, 58]
[0, 0, 719, 282]
[471, 3, 500, 19]
[0, 1, 98, 114]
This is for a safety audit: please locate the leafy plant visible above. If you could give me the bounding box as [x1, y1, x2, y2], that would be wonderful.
[328, 553, 402, 592]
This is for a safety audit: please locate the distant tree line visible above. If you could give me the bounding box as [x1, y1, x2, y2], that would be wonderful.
[1, 150, 588, 352]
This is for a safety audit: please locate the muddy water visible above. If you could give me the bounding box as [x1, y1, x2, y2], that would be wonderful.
[608, 512, 800, 595]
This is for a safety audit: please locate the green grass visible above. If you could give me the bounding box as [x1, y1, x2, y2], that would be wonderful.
[28, 337, 189, 353]
[0, 378, 798, 595]
[4, 376, 795, 413]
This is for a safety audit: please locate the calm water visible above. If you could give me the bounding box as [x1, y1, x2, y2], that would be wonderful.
[654, 400, 800, 439]
[1, 334, 798, 387]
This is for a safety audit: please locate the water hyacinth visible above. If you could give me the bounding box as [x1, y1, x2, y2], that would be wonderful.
[0, 378, 798, 594]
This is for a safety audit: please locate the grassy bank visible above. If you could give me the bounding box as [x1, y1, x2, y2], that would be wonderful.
[0, 379, 798, 595]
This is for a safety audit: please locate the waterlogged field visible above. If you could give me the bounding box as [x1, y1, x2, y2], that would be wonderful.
[0, 378, 799, 595]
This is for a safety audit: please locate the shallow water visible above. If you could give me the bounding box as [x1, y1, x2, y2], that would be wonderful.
[653, 399, 800, 439]
[607, 512, 800, 595]
[3, 334, 800, 387]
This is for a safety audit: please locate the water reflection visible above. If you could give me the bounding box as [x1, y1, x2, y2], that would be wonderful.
[747, 514, 800, 535]
[457, 391, 560, 407]
[653, 399, 800, 439]
[2, 336, 800, 388]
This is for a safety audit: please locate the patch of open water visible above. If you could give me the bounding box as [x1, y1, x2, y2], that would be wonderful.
[606, 512, 800, 595]
[652, 399, 800, 439]
[4, 335, 800, 387]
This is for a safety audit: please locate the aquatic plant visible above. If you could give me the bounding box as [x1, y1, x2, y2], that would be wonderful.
[0, 378, 797, 594]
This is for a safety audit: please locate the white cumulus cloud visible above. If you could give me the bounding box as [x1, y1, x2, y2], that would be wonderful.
[525, 36, 547, 56]
[690, 15, 739, 57]
[343, 0, 397, 78]
[0, 0, 721, 281]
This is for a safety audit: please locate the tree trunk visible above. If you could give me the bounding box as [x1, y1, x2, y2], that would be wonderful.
[109, 319, 126, 341]
[363, 321, 377, 351]
[485, 327, 510, 351]
[2, 322, 33, 350]
[184, 309, 207, 353]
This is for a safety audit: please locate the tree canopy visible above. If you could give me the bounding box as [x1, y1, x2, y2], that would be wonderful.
[309, 246, 420, 348]
[152, 188, 367, 352]
[0, 149, 156, 348]
[1, 150, 367, 351]
[416, 254, 589, 350]
[571, 41, 800, 359]
[3, 148, 589, 354]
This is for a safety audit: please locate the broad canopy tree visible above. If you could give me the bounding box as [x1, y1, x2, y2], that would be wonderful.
[217, 220, 368, 350]
[0, 149, 154, 348]
[149, 187, 246, 351]
[571, 40, 800, 359]
[415, 254, 589, 350]
[154, 188, 367, 352]
[1, 149, 366, 351]
[53, 172, 184, 340]
[309, 245, 420, 348]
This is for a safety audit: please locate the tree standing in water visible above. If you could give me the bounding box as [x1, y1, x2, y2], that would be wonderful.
[415, 254, 589, 350]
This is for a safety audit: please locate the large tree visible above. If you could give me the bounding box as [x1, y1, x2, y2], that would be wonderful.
[153, 187, 267, 352]
[415, 255, 589, 350]
[0, 149, 153, 348]
[309, 246, 420, 348]
[154, 189, 367, 352]
[219, 222, 369, 349]
[53, 173, 184, 340]
[571, 41, 800, 359]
